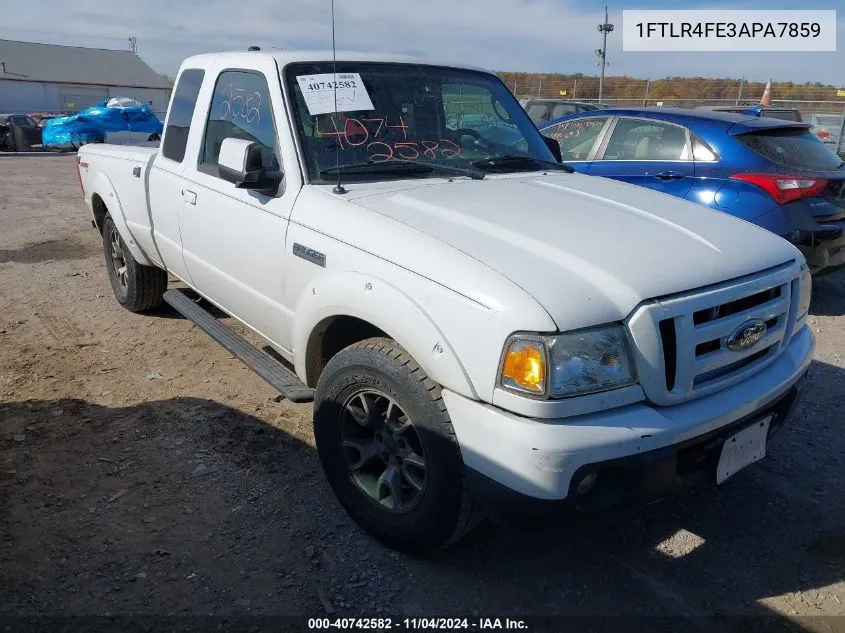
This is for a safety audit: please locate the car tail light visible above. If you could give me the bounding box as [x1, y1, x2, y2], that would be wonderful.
[815, 129, 831, 140]
[730, 173, 828, 205]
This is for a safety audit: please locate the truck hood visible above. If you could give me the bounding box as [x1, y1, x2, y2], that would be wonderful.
[347, 172, 800, 330]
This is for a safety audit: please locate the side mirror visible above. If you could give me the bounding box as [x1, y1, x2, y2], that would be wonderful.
[543, 135, 562, 163]
[218, 137, 282, 195]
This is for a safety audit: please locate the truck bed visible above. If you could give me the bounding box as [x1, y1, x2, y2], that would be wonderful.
[79, 143, 158, 163]
[78, 142, 160, 268]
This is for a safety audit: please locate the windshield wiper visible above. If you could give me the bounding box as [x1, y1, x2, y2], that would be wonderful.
[472, 155, 575, 173]
[320, 160, 484, 180]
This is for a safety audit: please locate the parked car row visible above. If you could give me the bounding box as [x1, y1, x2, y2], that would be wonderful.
[523, 98, 605, 124]
[805, 113, 844, 152]
[42, 98, 163, 150]
[0, 99, 164, 152]
[0, 113, 43, 151]
[539, 107, 845, 275]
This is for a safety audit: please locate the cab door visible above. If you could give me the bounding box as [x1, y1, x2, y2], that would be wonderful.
[148, 67, 206, 284]
[176, 58, 303, 354]
[588, 117, 695, 198]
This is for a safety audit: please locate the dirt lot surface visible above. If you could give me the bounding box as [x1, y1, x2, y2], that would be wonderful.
[1, 156, 844, 631]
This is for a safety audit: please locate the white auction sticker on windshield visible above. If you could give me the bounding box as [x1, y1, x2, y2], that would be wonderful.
[296, 73, 374, 116]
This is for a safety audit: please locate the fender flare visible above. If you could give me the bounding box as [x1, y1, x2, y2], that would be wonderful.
[292, 272, 478, 400]
[88, 170, 154, 266]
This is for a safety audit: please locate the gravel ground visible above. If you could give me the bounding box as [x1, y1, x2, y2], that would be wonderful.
[1, 155, 844, 631]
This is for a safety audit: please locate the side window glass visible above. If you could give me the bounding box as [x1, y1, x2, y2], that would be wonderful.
[162, 68, 204, 163]
[525, 103, 547, 124]
[550, 103, 576, 119]
[692, 135, 717, 161]
[602, 118, 688, 161]
[199, 70, 278, 175]
[542, 117, 608, 160]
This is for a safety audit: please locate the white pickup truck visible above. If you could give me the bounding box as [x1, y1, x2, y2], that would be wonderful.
[78, 49, 815, 552]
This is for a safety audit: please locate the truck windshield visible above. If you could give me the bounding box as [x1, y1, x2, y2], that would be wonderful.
[284, 62, 561, 183]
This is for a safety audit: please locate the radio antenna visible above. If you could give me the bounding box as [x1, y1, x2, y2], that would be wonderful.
[330, 0, 347, 194]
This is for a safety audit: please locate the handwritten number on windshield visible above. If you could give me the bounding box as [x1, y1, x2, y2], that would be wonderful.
[439, 140, 461, 158]
[366, 139, 462, 163]
[386, 116, 409, 140]
[316, 113, 463, 161]
[394, 142, 419, 160]
[367, 141, 394, 162]
[343, 118, 369, 146]
[422, 140, 439, 159]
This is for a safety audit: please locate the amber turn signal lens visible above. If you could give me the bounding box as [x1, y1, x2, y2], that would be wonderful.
[501, 340, 546, 394]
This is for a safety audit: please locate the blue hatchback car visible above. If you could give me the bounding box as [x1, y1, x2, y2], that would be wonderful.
[539, 108, 845, 274]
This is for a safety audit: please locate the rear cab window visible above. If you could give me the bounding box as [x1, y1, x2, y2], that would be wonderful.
[542, 117, 610, 161]
[162, 69, 205, 163]
[737, 128, 843, 171]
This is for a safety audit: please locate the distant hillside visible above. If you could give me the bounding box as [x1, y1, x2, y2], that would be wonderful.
[497, 72, 843, 102]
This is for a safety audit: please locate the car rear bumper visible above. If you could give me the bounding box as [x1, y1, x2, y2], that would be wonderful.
[795, 231, 845, 274]
[444, 325, 814, 513]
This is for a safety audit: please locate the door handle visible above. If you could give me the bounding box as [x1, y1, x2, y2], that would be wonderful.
[654, 171, 686, 180]
[182, 189, 197, 205]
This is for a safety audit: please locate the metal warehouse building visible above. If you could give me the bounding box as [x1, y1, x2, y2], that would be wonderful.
[0, 39, 171, 115]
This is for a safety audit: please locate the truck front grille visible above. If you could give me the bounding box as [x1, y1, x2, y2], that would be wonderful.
[628, 261, 801, 406]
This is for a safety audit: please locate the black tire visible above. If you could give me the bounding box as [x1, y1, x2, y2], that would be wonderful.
[102, 214, 167, 312]
[313, 337, 480, 553]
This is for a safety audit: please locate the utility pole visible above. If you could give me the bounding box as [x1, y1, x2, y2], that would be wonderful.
[736, 76, 745, 105]
[573, 79, 578, 99]
[643, 77, 650, 107]
[596, 6, 614, 102]
[537, 75, 545, 97]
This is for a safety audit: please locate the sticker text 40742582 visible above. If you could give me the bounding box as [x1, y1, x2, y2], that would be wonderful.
[316, 114, 463, 163]
[304, 79, 358, 91]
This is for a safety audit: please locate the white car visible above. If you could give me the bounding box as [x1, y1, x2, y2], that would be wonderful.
[77, 49, 815, 552]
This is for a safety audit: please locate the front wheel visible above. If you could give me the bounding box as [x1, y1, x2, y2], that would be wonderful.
[313, 337, 479, 553]
[102, 214, 167, 312]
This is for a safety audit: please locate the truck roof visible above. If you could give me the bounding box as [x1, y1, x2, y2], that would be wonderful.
[179, 49, 491, 74]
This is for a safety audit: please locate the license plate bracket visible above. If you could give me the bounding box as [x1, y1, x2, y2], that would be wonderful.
[716, 416, 772, 484]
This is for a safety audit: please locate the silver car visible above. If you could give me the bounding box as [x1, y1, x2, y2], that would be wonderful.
[805, 113, 844, 153]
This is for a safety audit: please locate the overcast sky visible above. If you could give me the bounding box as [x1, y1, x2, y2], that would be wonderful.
[0, 0, 842, 84]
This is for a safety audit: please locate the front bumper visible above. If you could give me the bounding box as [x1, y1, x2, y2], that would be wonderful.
[443, 325, 814, 509]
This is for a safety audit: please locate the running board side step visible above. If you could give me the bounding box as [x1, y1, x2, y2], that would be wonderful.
[163, 289, 314, 403]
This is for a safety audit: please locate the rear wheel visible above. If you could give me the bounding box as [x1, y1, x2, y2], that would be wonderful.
[313, 337, 479, 553]
[102, 214, 167, 312]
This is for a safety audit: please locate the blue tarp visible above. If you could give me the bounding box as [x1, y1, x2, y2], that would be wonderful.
[42, 98, 163, 149]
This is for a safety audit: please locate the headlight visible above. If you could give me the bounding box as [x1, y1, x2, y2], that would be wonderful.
[794, 263, 812, 334]
[499, 324, 637, 399]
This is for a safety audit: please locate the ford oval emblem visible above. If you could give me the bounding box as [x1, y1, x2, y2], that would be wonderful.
[727, 319, 767, 352]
